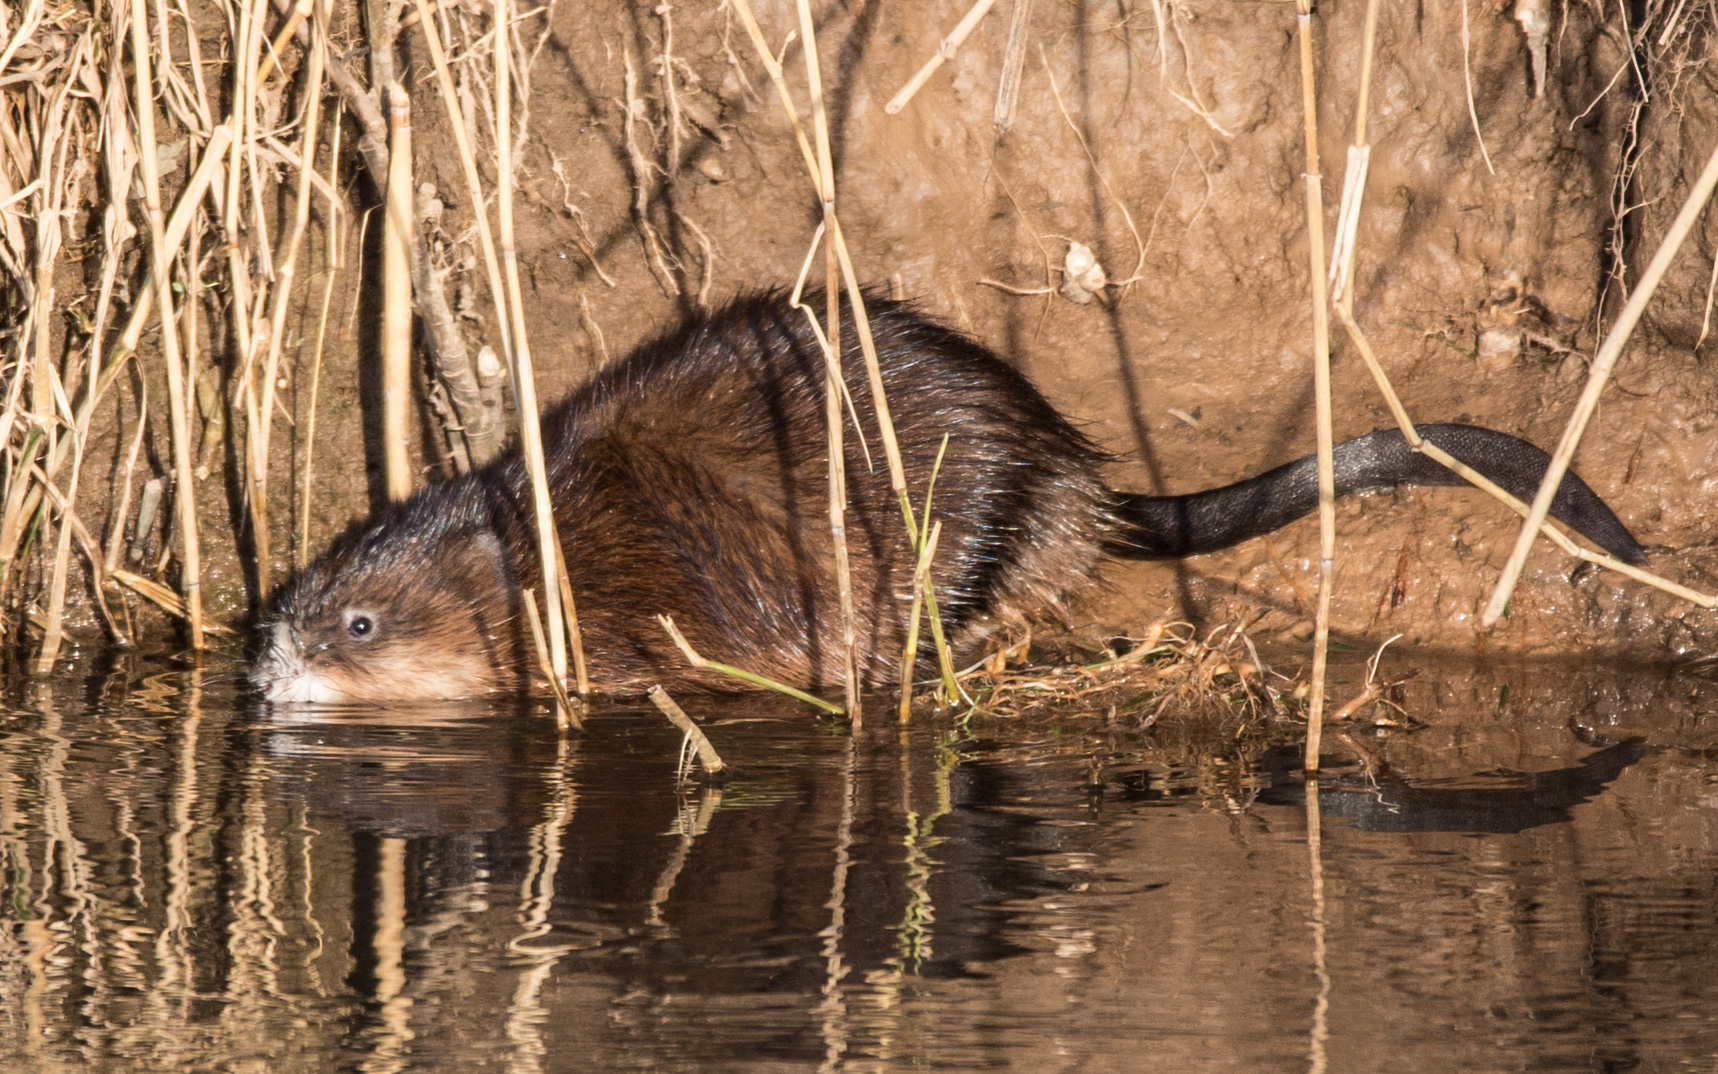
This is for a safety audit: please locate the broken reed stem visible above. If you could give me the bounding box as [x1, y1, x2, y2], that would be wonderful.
[647, 686, 728, 775]
[658, 614, 845, 715]
[884, 0, 999, 115]
[495, 0, 569, 686]
[1295, 4, 1333, 772]
[992, 0, 1033, 136]
[523, 587, 581, 731]
[129, 0, 204, 648]
[1482, 135, 1718, 627]
[381, 83, 415, 503]
[110, 568, 226, 631]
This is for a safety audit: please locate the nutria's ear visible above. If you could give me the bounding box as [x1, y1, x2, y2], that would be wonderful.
[442, 528, 516, 601]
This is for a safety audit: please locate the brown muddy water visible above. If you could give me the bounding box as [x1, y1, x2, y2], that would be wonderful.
[3, 648, 1718, 1073]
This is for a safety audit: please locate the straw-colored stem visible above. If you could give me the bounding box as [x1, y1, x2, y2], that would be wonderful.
[495, 0, 568, 686]
[549, 530, 590, 696]
[793, 0, 860, 720]
[727, 1, 909, 503]
[522, 588, 581, 731]
[381, 83, 414, 503]
[251, 13, 325, 589]
[825, 257, 860, 720]
[1482, 135, 1718, 627]
[409, 0, 512, 457]
[296, 97, 342, 568]
[34, 438, 80, 674]
[658, 614, 844, 715]
[648, 686, 727, 775]
[884, 0, 999, 115]
[1295, 8, 1332, 771]
[129, 0, 203, 647]
[114, 124, 233, 359]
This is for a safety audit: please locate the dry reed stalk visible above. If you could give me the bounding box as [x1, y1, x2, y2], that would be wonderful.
[296, 84, 343, 568]
[226, 0, 270, 595]
[784, 2, 952, 691]
[884, 0, 999, 115]
[548, 532, 589, 695]
[128, 0, 204, 648]
[494, 0, 569, 687]
[409, 0, 512, 462]
[256, 0, 313, 84]
[381, 83, 415, 502]
[113, 124, 234, 358]
[647, 686, 728, 775]
[992, 0, 1032, 137]
[727, 1, 909, 507]
[824, 259, 860, 717]
[110, 568, 230, 632]
[522, 587, 581, 730]
[657, 613, 845, 714]
[1481, 137, 1718, 627]
[34, 438, 81, 673]
[104, 379, 149, 575]
[249, 10, 326, 589]
[789, 0, 862, 721]
[1294, 0, 1334, 771]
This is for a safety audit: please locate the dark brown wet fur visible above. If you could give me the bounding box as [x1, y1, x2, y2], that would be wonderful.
[255, 293, 1645, 703]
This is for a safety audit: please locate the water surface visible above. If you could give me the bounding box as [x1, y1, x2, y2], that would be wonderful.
[3, 649, 1717, 1071]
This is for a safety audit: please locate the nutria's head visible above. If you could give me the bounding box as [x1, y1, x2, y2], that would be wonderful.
[252, 494, 524, 704]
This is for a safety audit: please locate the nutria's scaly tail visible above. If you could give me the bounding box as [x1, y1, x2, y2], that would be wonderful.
[1105, 423, 1648, 565]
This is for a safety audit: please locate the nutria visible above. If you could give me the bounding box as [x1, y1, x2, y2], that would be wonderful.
[252, 293, 1646, 704]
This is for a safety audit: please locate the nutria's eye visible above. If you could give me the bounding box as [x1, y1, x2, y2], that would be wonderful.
[346, 613, 375, 639]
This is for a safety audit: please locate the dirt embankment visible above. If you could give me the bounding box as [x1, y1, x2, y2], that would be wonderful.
[16, 0, 1718, 662]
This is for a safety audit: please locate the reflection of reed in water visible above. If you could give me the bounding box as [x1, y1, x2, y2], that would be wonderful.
[2, 660, 1718, 1069]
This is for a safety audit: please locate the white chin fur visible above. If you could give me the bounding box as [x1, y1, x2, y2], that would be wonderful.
[260, 672, 350, 704]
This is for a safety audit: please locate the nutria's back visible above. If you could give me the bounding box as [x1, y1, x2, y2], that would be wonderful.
[254, 295, 1116, 702]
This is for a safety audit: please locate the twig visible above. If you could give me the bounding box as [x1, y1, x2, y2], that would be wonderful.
[648, 686, 727, 775]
